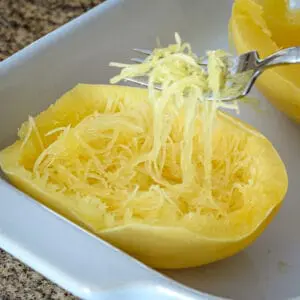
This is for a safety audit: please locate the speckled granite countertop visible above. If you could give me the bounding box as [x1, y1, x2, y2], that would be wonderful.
[0, 1, 104, 299]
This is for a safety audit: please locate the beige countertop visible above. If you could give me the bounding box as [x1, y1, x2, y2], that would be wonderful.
[0, 1, 103, 298]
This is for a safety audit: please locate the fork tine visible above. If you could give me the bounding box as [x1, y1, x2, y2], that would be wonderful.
[125, 77, 241, 101]
[132, 57, 208, 67]
[133, 48, 152, 55]
[131, 57, 145, 63]
[125, 77, 150, 88]
[125, 77, 162, 90]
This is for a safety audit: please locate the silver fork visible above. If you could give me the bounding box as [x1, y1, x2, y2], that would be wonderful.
[124, 46, 300, 101]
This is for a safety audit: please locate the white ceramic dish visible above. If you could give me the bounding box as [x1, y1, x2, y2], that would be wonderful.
[1, 0, 300, 299]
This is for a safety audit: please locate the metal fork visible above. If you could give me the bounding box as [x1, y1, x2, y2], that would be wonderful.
[125, 46, 300, 101]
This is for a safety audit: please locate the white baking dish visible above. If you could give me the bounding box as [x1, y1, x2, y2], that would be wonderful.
[1, 0, 300, 299]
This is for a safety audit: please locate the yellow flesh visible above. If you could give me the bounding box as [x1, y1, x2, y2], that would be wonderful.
[0, 84, 287, 268]
[230, 0, 300, 122]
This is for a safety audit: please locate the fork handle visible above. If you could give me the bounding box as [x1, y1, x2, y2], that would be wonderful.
[260, 46, 300, 68]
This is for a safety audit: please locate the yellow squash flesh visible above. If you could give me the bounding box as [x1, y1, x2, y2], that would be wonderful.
[0, 84, 288, 269]
[230, 0, 300, 122]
